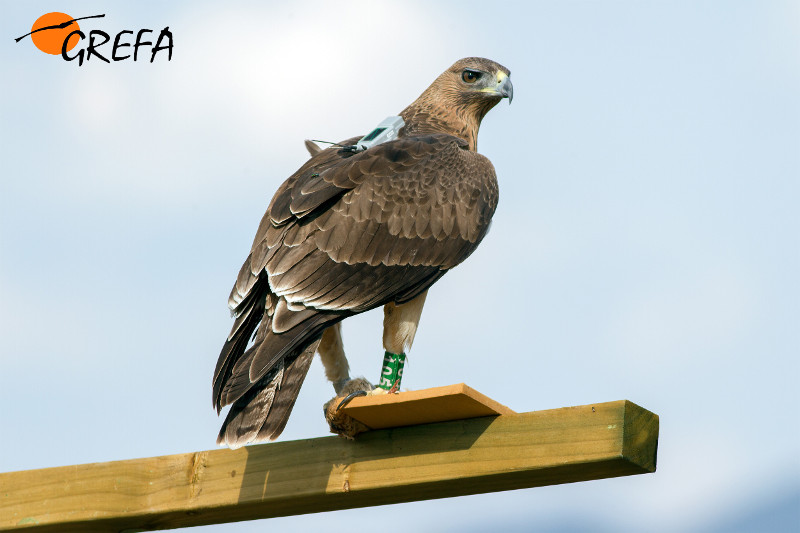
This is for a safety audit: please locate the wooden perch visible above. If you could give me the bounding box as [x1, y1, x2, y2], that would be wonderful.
[326, 383, 514, 438]
[0, 395, 658, 532]
[339, 383, 516, 429]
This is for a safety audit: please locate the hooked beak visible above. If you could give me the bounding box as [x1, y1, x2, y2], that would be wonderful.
[479, 71, 513, 103]
[496, 71, 513, 103]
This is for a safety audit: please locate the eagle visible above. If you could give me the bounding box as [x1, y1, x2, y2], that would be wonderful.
[213, 57, 513, 448]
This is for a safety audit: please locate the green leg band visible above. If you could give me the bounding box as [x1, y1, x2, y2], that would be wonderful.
[377, 351, 406, 391]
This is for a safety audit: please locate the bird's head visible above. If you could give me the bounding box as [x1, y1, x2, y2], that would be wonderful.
[401, 57, 512, 150]
[446, 57, 513, 106]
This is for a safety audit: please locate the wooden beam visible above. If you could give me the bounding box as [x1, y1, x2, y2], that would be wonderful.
[0, 400, 658, 532]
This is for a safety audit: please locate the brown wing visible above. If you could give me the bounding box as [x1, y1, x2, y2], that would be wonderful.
[213, 133, 498, 447]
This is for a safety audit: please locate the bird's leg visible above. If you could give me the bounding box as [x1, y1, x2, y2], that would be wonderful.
[319, 322, 376, 438]
[318, 322, 374, 398]
[377, 291, 428, 392]
[317, 323, 351, 394]
[324, 292, 428, 438]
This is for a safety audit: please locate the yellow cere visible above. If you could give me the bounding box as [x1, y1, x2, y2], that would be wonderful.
[478, 70, 508, 93]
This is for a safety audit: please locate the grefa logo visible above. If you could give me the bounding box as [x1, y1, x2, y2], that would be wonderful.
[15, 12, 173, 66]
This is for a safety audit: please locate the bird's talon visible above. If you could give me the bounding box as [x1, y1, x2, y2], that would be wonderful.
[336, 390, 368, 411]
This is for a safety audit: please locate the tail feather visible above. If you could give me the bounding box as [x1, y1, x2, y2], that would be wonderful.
[217, 341, 318, 448]
[217, 308, 339, 409]
[217, 359, 284, 448]
[254, 342, 317, 441]
[215, 287, 347, 446]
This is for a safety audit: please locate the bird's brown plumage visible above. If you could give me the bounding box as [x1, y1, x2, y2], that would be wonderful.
[213, 57, 511, 448]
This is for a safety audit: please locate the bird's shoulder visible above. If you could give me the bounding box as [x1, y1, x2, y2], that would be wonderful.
[267, 133, 495, 226]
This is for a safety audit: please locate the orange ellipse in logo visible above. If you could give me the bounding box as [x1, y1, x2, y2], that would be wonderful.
[30, 12, 81, 55]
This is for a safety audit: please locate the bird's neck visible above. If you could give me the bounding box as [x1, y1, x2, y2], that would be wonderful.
[399, 94, 482, 151]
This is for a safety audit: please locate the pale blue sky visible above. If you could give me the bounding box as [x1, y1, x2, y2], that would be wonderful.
[1, 1, 798, 531]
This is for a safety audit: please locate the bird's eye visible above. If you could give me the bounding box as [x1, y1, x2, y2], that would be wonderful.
[462, 70, 482, 84]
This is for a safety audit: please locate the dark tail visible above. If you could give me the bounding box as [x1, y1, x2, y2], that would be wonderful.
[213, 288, 349, 447]
[216, 340, 317, 448]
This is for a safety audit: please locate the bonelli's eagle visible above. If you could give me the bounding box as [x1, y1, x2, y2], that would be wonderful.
[213, 57, 513, 448]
